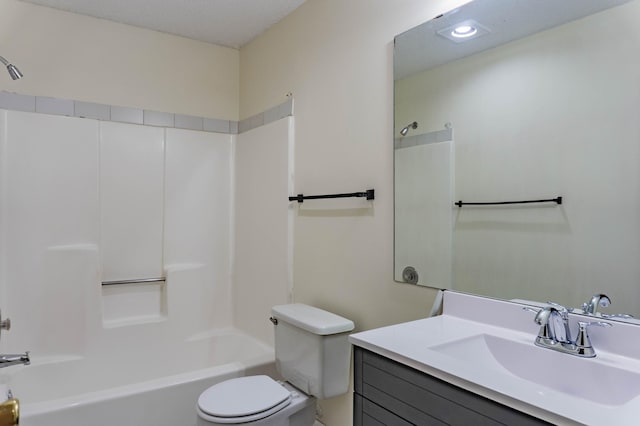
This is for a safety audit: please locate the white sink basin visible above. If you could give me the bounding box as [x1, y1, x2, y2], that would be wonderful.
[431, 333, 640, 406]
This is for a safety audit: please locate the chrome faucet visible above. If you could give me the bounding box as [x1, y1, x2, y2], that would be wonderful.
[0, 352, 29, 368]
[580, 293, 634, 319]
[0, 311, 30, 369]
[524, 305, 611, 358]
[582, 293, 611, 315]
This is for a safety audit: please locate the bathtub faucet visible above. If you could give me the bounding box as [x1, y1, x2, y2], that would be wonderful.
[0, 352, 29, 368]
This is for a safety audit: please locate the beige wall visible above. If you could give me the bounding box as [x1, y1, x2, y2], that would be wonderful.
[240, 1, 468, 424]
[0, 0, 239, 119]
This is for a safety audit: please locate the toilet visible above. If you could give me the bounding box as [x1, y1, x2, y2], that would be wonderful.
[196, 304, 355, 426]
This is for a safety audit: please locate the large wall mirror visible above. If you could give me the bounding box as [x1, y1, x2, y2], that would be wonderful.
[394, 0, 640, 319]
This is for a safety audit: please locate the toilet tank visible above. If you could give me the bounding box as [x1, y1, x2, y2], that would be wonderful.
[271, 304, 355, 399]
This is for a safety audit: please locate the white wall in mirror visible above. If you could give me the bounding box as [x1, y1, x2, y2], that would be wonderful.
[394, 0, 640, 317]
[394, 130, 453, 287]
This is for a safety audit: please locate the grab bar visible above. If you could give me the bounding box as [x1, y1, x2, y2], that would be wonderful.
[101, 277, 166, 286]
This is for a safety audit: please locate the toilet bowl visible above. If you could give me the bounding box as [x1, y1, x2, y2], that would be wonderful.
[196, 376, 315, 426]
[196, 304, 354, 426]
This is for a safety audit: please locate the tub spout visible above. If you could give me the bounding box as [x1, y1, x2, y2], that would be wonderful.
[0, 397, 19, 426]
[0, 352, 29, 368]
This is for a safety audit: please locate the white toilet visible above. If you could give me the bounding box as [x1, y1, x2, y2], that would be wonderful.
[196, 304, 355, 426]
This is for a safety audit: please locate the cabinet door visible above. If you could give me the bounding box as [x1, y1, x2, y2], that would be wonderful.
[355, 394, 416, 426]
[354, 347, 551, 426]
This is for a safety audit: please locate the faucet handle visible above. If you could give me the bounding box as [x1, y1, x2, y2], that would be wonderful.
[577, 320, 612, 329]
[574, 321, 612, 357]
[0, 310, 9, 342]
[0, 309, 9, 332]
[601, 313, 634, 319]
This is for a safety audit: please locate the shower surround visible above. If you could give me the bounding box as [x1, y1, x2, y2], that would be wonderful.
[0, 108, 293, 425]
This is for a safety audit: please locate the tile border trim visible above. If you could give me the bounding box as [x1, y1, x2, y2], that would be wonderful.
[394, 127, 453, 150]
[0, 91, 293, 135]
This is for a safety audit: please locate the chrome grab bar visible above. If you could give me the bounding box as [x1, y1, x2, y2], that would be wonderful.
[101, 277, 166, 286]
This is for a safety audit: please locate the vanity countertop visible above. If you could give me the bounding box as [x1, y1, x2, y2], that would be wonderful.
[349, 291, 640, 426]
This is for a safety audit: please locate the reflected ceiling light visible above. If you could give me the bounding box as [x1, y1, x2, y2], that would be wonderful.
[437, 20, 490, 43]
[400, 121, 418, 136]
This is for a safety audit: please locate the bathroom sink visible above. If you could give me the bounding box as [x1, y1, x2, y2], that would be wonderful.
[430, 333, 640, 406]
[350, 292, 640, 425]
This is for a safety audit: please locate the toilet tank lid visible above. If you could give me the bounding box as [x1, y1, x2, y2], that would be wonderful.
[272, 304, 355, 335]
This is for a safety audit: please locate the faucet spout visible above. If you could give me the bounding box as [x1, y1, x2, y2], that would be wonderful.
[0, 352, 29, 368]
[583, 293, 611, 315]
[580, 293, 634, 319]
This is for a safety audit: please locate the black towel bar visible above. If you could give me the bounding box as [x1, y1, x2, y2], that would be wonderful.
[289, 189, 375, 203]
[455, 196, 562, 207]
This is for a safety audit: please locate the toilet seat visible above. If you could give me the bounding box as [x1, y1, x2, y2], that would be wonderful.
[198, 375, 292, 424]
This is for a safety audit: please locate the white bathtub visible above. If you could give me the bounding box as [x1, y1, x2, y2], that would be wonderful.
[3, 330, 275, 426]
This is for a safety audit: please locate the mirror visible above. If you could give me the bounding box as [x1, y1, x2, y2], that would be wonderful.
[394, 0, 640, 319]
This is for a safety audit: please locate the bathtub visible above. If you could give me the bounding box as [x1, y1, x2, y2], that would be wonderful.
[2, 329, 275, 426]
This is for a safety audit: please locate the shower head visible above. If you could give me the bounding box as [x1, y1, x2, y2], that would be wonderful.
[7, 64, 22, 80]
[400, 121, 418, 136]
[0, 56, 23, 80]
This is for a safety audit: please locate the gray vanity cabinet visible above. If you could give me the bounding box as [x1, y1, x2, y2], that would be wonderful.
[353, 347, 551, 426]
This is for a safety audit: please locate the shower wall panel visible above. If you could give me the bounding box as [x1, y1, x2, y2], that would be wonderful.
[164, 128, 233, 330]
[99, 122, 165, 282]
[0, 110, 100, 355]
[0, 109, 234, 354]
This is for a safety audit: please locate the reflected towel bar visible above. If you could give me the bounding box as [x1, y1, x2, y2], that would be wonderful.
[289, 189, 375, 203]
[455, 196, 562, 207]
[102, 277, 166, 286]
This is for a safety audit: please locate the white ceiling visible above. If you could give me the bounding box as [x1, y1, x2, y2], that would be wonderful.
[18, 0, 307, 49]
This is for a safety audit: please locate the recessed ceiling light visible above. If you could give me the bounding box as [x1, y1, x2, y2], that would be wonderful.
[437, 20, 490, 43]
[451, 25, 477, 38]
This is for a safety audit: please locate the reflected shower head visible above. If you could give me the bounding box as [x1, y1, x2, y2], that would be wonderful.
[400, 121, 418, 136]
[0, 56, 23, 80]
